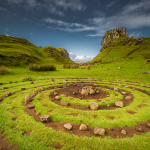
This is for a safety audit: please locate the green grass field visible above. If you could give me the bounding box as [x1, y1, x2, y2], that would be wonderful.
[0, 35, 150, 150]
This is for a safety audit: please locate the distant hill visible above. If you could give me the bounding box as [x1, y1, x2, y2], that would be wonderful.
[90, 27, 150, 64]
[74, 61, 89, 65]
[0, 35, 74, 66]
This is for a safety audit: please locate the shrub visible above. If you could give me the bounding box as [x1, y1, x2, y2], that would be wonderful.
[29, 64, 56, 71]
[63, 64, 79, 69]
[0, 66, 8, 74]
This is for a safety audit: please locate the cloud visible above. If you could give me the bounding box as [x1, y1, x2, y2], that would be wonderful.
[87, 0, 150, 37]
[5, 0, 86, 16]
[0, 7, 8, 11]
[5, 33, 10, 36]
[129, 32, 141, 38]
[43, 18, 97, 32]
[106, 1, 117, 8]
[69, 52, 95, 62]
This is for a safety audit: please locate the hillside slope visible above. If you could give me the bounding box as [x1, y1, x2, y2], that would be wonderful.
[91, 27, 150, 64]
[0, 35, 74, 66]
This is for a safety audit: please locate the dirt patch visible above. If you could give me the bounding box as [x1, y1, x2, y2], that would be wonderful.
[50, 84, 134, 111]
[126, 110, 136, 114]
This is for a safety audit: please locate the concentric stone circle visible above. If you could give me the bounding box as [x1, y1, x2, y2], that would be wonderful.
[0, 78, 150, 149]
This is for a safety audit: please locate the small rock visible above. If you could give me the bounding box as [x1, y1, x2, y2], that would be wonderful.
[79, 124, 87, 131]
[125, 96, 132, 100]
[25, 95, 32, 104]
[141, 89, 145, 92]
[28, 104, 35, 109]
[60, 101, 69, 106]
[31, 92, 37, 98]
[51, 78, 54, 81]
[114, 88, 118, 91]
[121, 129, 127, 135]
[5, 91, 11, 97]
[118, 67, 121, 70]
[107, 95, 110, 97]
[107, 104, 110, 107]
[54, 92, 58, 96]
[40, 114, 51, 123]
[89, 89, 95, 95]
[36, 112, 40, 116]
[2, 87, 8, 89]
[86, 105, 90, 109]
[94, 126, 105, 135]
[21, 87, 26, 90]
[64, 123, 72, 130]
[125, 86, 129, 88]
[146, 123, 150, 128]
[135, 127, 143, 132]
[121, 92, 127, 95]
[73, 92, 77, 95]
[90, 102, 99, 110]
[115, 101, 124, 107]
[55, 96, 60, 100]
[96, 90, 100, 94]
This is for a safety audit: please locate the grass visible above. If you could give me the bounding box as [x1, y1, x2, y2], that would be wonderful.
[0, 34, 150, 149]
[0, 78, 150, 150]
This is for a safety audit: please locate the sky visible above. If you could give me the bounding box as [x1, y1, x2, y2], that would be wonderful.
[0, 0, 150, 62]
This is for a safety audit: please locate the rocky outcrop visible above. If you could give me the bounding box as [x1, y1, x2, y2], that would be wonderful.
[101, 27, 128, 49]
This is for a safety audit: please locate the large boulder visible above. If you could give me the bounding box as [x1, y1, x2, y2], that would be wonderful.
[25, 95, 32, 104]
[115, 101, 124, 107]
[40, 114, 51, 123]
[94, 126, 105, 135]
[90, 102, 99, 110]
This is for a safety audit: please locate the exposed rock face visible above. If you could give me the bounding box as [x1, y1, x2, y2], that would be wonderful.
[101, 27, 128, 49]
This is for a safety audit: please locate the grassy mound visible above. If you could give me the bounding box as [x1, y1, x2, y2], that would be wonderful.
[0, 35, 74, 66]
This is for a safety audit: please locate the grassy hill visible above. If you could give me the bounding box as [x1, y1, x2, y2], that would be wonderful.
[90, 28, 150, 64]
[0, 35, 74, 66]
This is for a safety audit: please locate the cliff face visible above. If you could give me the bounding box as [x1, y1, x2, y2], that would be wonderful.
[102, 27, 128, 49]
